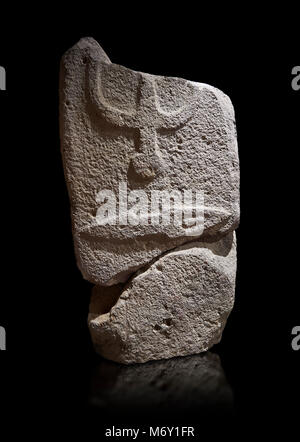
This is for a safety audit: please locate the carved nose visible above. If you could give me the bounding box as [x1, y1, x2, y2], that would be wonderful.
[131, 152, 164, 179]
[130, 127, 164, 180]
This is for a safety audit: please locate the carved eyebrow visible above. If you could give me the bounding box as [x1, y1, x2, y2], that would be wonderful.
[89, 60, 136, 118]
[87, 58, 202, 130]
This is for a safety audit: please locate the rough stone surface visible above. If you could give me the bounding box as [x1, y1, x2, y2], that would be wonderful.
[60, 37, 239, 286]
[88, 233, 236, 364]
[60, 37, 240, 364]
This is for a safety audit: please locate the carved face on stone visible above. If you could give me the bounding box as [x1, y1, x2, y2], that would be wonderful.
[60, 38, 239, 286]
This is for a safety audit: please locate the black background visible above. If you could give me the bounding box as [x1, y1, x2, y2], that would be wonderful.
[0, 10, 299, 440]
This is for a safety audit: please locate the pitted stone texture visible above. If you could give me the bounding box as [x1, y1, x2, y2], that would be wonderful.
[88, 233, 236, 364]
[60, 38, 239, 286]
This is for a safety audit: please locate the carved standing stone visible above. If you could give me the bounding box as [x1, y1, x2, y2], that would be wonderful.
[60, 38, 240, 364]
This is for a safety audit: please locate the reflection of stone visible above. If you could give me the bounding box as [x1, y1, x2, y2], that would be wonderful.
[89, 352, 234, 417]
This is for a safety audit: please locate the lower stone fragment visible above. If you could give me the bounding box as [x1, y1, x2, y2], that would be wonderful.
[88, 232, 236, 364]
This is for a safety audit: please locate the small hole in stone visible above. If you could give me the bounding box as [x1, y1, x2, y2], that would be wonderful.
[156, 264, 163, 271]
[164, 318, 172, 326]
[154, 324, 161, 331]
[65, 100, 70, 106]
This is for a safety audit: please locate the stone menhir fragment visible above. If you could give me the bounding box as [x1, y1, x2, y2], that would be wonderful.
[89, 233, 236, 364]
[60, 37, 240, 364]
